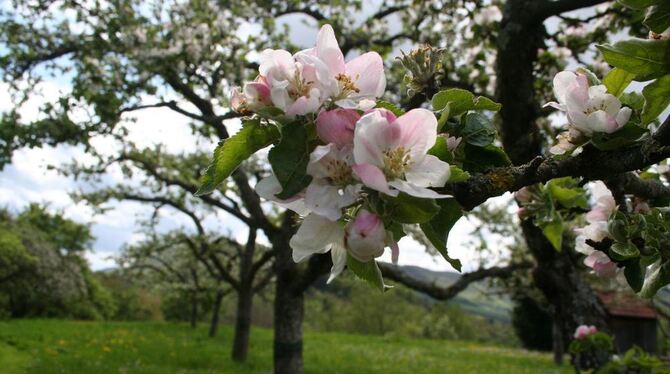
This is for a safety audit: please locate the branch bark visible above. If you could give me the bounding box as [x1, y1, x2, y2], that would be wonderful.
[378, 262, 533, 300]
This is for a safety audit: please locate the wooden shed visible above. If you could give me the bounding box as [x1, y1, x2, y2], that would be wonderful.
[597, 290, 658, 353]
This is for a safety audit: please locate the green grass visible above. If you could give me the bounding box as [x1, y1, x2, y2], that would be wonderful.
[0, 320, 570, 373]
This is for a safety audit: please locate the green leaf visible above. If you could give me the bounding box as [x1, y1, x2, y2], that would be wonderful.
[617, 0, 661, 10]
[432, 88, 501, 117]
[610, 241, 640, 260]
[385, 193, 440, 224]
[346, 256, 387, 292]
[624, 259, 646, 292]
[546, 177, 588, 209]
[642, 74, 670, 125]
[603, 68, 636, 97]
[461, 112, 496, 147]
[640, 259, 670, 298]
[597, 39, 670, 80]
[427, 136, 453, 163]
[590, 123, 649, 150]
[541, 219, 563, 251]
[620, 92, 646, 111]
[268, 122, 313, 199]
[462, 143, 511, 173]
[375, 100, 405, 117]
[644, 3, 670, 33]
[448, 165, 470, 183]
[196, 119, 279, 196]
[419, 199, 463, 271]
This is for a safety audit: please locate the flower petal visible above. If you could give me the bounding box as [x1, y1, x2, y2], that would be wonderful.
[353, 110, 391, 167]
[327, 242, 348, 283]
[392, 108, 438, 157]
[352, 163, 398, 196]
[405, 154, 450, 187]
[315, 24, 345, 76]
[290, 213, 344, 262]
[388, 180, 451, 199]
[616, 107, 632, 127]
[345, 52, 386, 98]
[255, 175, 310, 215]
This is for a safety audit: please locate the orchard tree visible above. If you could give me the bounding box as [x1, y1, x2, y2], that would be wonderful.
[2, 0, 670, 373]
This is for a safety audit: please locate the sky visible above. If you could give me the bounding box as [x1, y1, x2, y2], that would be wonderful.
[1, 2, 643, 274]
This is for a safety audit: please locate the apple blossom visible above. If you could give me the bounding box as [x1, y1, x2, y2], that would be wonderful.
[574, 182, 618, 277]
[574, 325, 598, 339]
[345, 210, 387, 262]
[545, 71, 632, 138]
[305, 25, 386, 110]
[316, 109, 360, 147]
[258, 48, 331, 117]
[304, 144, 361, 221]
[231, 76, 272, 113]
[352, 108, 451, 199]
[289, 213, 348, 283]
[255, 175, 310, 216]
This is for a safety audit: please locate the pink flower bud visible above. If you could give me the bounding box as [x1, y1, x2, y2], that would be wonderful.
[243, 76, 272, 109]
[346, 210, 386, 262]
[515, 187, 532, 203]
[364, 108, 397, 124]
[574, 325, 597, 339]
[231, 87, 245, 112]
[517, 207, 529, 219]
[316, 109, 361, 147]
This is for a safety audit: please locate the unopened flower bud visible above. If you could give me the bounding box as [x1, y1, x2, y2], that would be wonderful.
[316, 109, 360, 147]
[346, 210, 386, 262]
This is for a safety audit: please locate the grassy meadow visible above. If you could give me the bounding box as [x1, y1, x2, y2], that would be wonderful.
[0, 320, 569, 373]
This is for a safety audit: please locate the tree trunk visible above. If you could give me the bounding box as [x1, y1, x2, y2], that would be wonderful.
[274, 271, 304, 374]
[190, 291, 198, 329]
[552, 317, 564, 366]
[273, 227, 304, 374]
[232, 285, 254, 361]
[496, 0, 610, 370]
[209, 290, 224, 338]
[232, 228, 257, 362]
[522, 221, 609, 369]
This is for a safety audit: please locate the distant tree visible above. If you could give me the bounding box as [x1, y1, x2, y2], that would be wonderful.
[0, 204, 115, 319]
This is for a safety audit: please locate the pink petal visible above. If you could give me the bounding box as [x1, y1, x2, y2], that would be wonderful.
[352, 163, 397, 196]
[353, 111, 390, 167]
[315, 24, 345, 75]
[345, 52, 386, 98]
[392, 108, 438, 156]
[316, 109, 360, 147]
[364, 108, 397, 123]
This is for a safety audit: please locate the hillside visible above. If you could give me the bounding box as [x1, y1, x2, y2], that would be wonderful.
[390, 265, 513, 322]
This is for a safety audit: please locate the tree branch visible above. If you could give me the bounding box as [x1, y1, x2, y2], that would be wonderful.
[378, 262, 533, 300]
[537, 0, 609, 20]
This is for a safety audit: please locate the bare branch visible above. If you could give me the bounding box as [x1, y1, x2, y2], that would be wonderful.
[378, 262, 533, 300]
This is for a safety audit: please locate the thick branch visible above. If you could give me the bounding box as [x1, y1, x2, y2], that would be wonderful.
[446, 138, 670, 210]
[378, 262, 532, 300]
[537, 0, 610, 20]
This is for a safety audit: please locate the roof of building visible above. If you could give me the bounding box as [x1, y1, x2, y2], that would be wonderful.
[597, 290, 657, 319]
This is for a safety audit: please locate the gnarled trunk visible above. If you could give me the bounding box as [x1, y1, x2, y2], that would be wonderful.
[496, 0, 609, 369]
[209, 290, 224, 338]
[190, 291, 198, 329]
[274, 272, 304, 374]
[232, 285, 254, 361]
[522, 221, 609, 369]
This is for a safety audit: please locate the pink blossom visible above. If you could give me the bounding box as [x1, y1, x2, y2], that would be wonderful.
[515, 187, 533, 203]
[574, 324, 598, 339]
[289, 213, 348, 283]
[304, 144, 361, 221]
[258, 49, 330, 117]
[545, 71, 631, 136]
[584, 251, 617, 278]
[352, 108, 451, 199]
[231, 76, 272, 112]
[345, 210, 387, 262]
[306, 25, 386, 110]
[316, 109, 360, 147]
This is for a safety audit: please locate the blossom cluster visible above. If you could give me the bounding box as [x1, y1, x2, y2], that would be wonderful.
[574, 182, 618, 278]
[574, 324, 598, 340]
[232, 25, 451, 282]
[545, 70, 632, 155]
